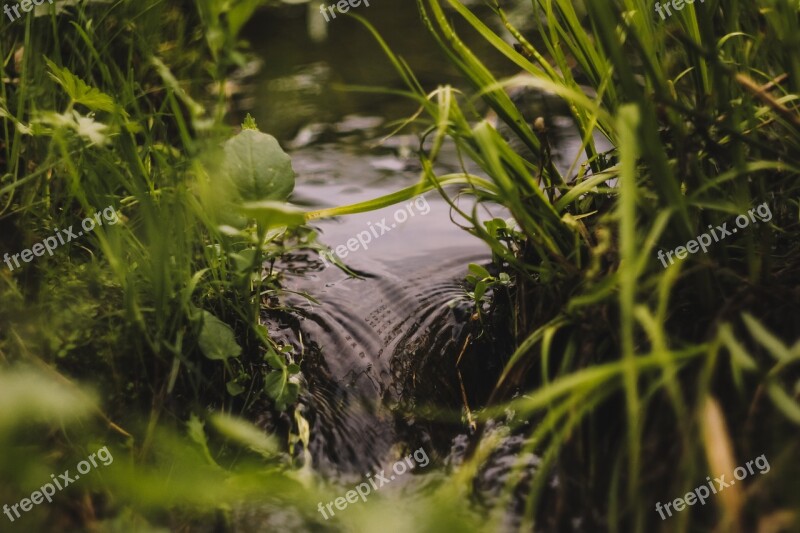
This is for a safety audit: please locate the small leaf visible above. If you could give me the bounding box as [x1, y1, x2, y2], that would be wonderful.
[44, 57, 117, 113]
[474, 280, 488, 302]
[226, 380, 245, 396]
[284, 381, 300, 405]
[229, 249, 258, 273]
[468, 263, 491, 279]
[242, 113, 258, 130]
[198, 311, 242, 361]
[265, 369, 287, 401]
[287, 363, 301, 375]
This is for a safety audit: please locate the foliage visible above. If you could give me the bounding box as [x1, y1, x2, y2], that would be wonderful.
[0, 0, 309, 529]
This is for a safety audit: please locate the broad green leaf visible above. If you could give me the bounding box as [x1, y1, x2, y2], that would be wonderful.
[198, 311, 242, 361]
[223, 129, 295, 202]
[282, 382, 300, 410]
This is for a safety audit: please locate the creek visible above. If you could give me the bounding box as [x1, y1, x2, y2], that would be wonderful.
[232, 3, 605, 528]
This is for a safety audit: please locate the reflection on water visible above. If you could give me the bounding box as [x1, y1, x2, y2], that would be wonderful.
[240, 1, 516, 140]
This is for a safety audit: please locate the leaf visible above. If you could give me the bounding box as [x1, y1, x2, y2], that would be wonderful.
[242, 113, 258, 130]
[223, 129, 295, 202]
[265, 351, 284, 370]
[44, 57, 117, 113]
[226, 380, 245, 396]
[765, 381, 800, 425]
[210, 413, 278, 457]
[229, 249, 258, 273]
[198, 311, 242, 361]
[0, 368, 94, 430]
[474, 280, 488, 302]
[240, 201, 305, 229]
[742, 313, 790, 361]
[468, 263, 491, 279]
[264, 369, 287, 402]
[187, 414, 220, 468]
[719, 324, 758, 372]
[282, 381, 300, 411]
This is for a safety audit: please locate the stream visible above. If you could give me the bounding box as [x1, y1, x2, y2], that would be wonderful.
[230, 3, 608, 529]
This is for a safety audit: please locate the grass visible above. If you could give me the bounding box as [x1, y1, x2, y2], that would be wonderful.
[1, 0, 799, 531]
[336, 0, 800, 530]
[0, 0, 318, 529]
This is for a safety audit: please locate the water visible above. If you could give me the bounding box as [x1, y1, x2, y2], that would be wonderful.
[233, 3, 608, 528]
[269, 140, 502, 479]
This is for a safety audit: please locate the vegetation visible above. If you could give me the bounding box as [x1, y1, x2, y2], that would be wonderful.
[345, 0, 800, 530]
[1, 0, 798, 531]
[0, 1, 314, 530]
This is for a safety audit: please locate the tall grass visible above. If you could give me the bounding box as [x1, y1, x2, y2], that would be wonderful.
[342, 0, 800, 530]
[0, 1, 317, 529]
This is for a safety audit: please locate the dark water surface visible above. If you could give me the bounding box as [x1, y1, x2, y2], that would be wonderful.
[240, 2, 511, 482]
[233, 3, 606, 529]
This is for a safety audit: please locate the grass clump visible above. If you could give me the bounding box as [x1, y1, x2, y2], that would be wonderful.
[0, 0, 314, 529]
[339, 0, 800, 530]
